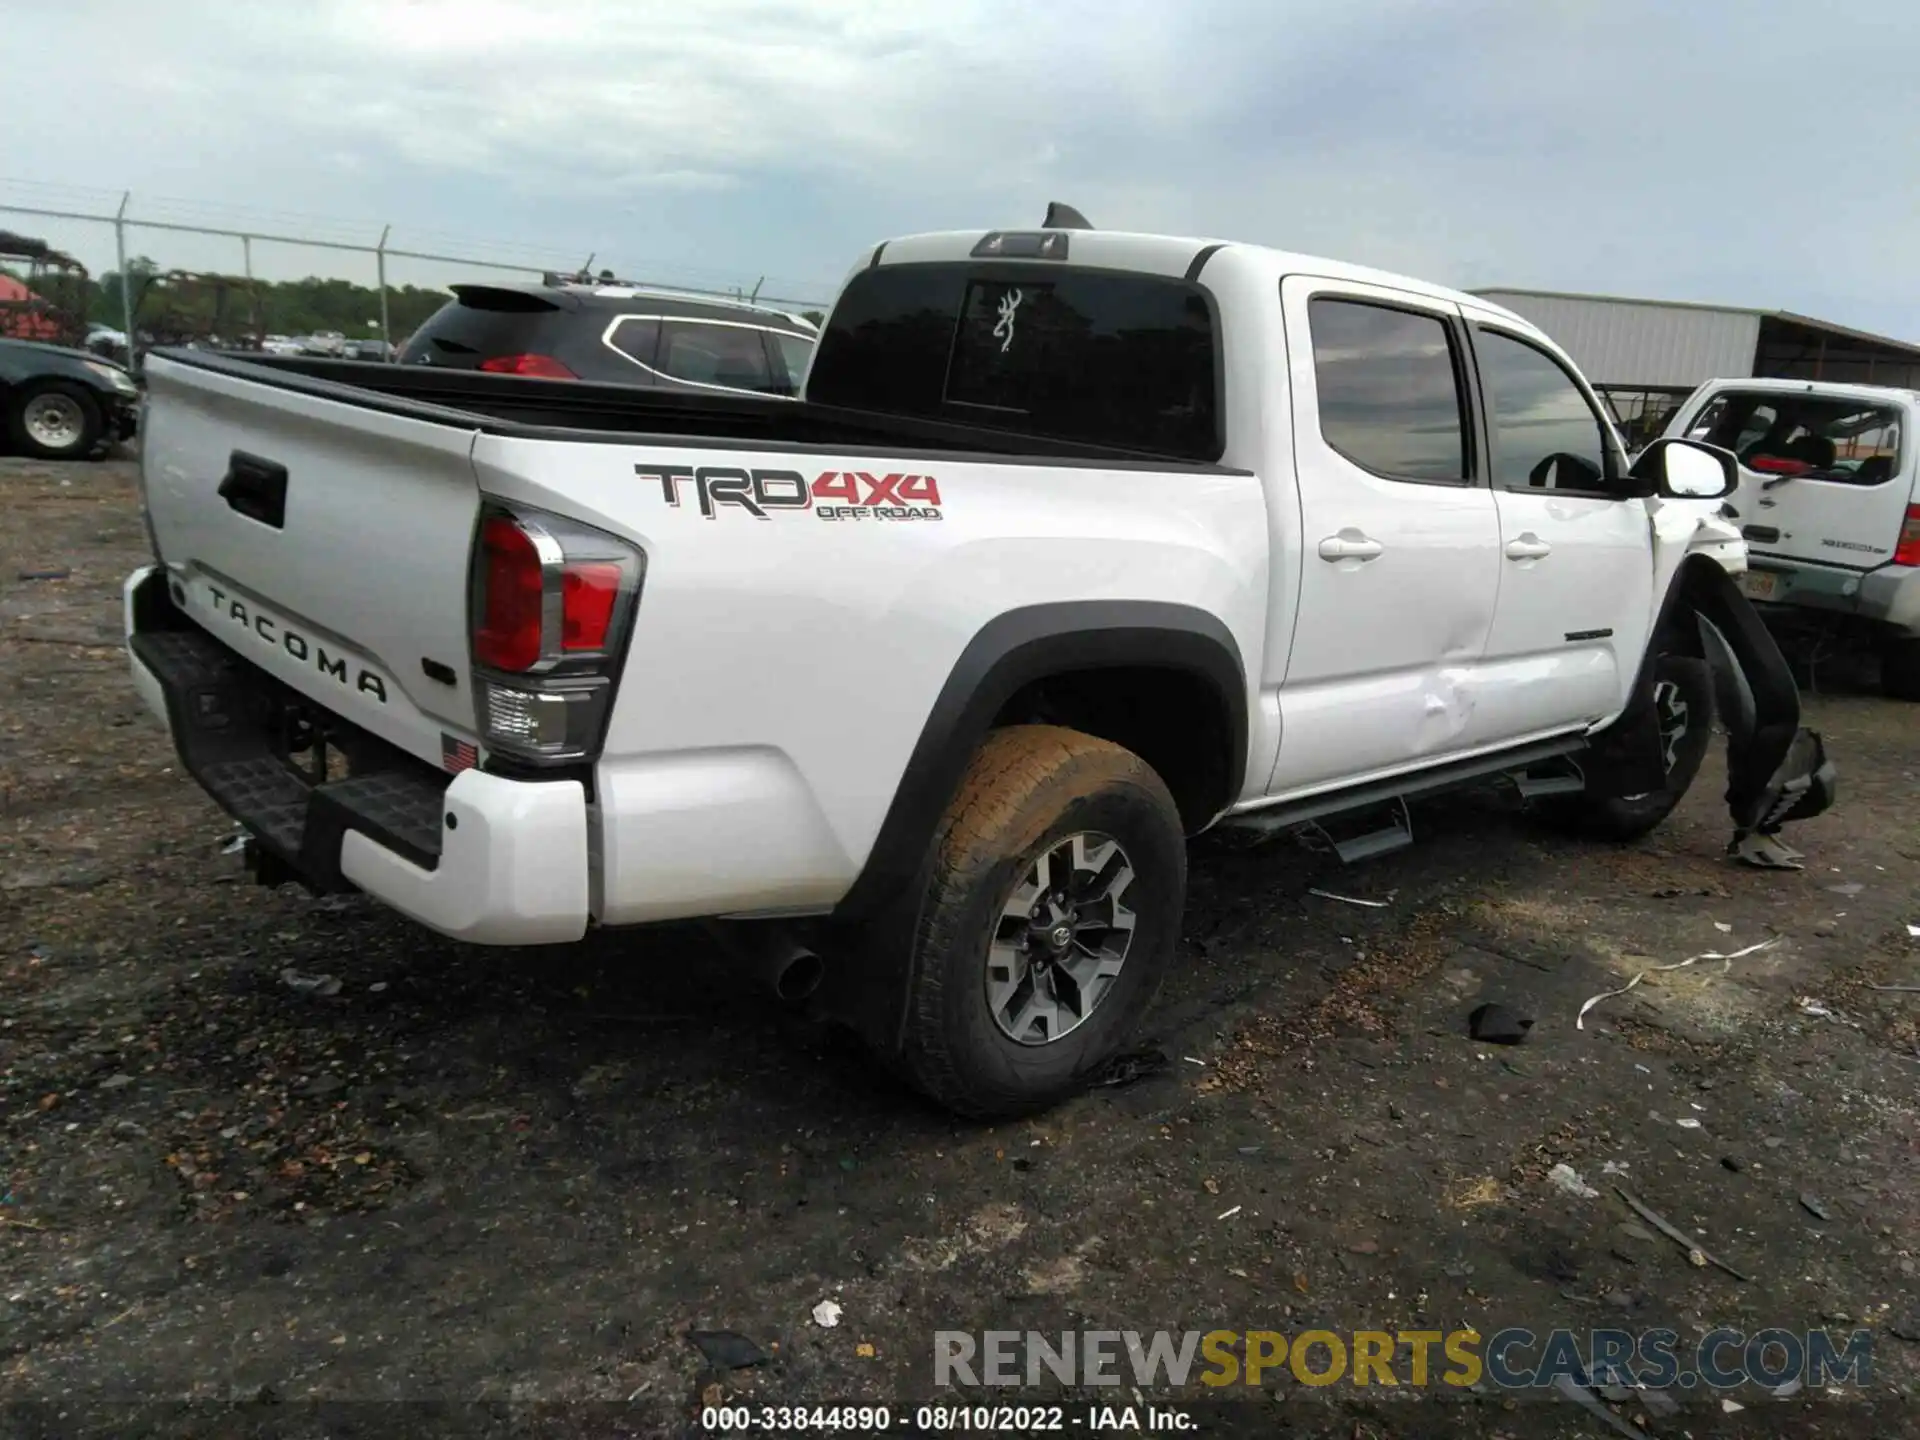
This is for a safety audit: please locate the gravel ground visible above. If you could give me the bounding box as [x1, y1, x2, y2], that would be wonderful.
[3, 454, 1919, 1439]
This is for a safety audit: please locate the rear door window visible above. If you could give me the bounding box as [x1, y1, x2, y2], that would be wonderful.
[806, 264, 1221, 461]
[769, 331, 815, 394]
[604, 317, 661, 368]
[655, 320, 780, 393]
[1307, 298, 1469, 483]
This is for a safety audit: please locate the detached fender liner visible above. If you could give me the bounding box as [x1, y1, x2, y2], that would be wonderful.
[1599, 555, 1837, 842]
[128, 573, 449, 892]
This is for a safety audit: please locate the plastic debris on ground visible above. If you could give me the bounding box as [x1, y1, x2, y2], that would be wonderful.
[1307, 887, 1389, 909]
[280, 968, 342, 998]
[1548, 1373, 1653, 1440]
[685, 1330, 769, 1370]
[811, 1300, 842, 1329]
[1576, 939, 1779, 1029]
[1732, 833, 1804, 870]
[1088, 1047, 1168, 1089]
[1615, 1187, 1752, 1282]
[1467, 1001, 1533, 1045]
[1547, 1164, 1599, 1200]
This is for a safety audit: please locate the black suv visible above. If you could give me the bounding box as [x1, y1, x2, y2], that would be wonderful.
[397, 275, 819, 397]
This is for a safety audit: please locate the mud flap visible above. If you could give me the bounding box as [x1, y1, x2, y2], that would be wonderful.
[1680, 564, 1837, 859]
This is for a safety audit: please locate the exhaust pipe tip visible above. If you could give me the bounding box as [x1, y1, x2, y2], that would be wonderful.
[772, 949, 826, 1004]
[704, 921, 828, 1005]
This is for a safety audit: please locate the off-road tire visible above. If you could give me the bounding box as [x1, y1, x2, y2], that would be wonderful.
[1881, 636, 1920, 702]
[1558, 654, 1716, 842]
[6, 380, 104, 461]
[897, 724, 1186, 1119]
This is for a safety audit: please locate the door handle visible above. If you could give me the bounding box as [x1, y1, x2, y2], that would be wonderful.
[1505, 534, 1552, 560]
[1318, 533, 1383, 562]
[219, 450, 289, 530]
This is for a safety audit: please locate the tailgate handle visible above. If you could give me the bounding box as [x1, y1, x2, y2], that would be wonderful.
[1742, 524, 1781, 543]
[219, 451, 289, 530]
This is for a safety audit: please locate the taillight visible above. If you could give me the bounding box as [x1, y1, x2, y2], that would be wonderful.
[1896, 505, 1920, 568]
[473, 517, 544, 672]
[479, 353, 576, 379]
[467, 506, 645, 764]
[561, 563, 622, 650]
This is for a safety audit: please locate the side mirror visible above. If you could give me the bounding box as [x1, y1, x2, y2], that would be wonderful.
[1630, 437, 1737, 500]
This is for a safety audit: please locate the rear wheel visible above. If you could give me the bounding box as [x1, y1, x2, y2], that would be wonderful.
[7, 381, 104, 461]
[1882, 636, 1920, 702]
[1556, 654, 1715, 842]
[897, 724, 1186, 1119]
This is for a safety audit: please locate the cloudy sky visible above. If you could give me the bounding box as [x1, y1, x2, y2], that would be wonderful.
[6, 0, 1919, 336]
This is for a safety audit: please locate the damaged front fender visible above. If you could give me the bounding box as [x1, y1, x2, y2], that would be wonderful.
[1600, 556, 1837, 865]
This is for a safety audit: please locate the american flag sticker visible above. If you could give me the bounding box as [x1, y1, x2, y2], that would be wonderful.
[441, 734, 479, 773]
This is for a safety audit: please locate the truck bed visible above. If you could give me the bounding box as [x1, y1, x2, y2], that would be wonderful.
[155, 349, 1241, 471]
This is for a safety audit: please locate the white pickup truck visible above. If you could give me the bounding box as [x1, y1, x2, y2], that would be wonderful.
[124, 210, 1836, 1117]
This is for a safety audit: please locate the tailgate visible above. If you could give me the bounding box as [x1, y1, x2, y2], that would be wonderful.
[139, 353, 482, 766]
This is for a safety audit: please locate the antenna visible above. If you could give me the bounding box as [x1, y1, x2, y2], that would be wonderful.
[1042, 202, 1093, 230]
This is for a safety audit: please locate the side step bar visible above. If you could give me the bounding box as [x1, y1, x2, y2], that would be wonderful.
[1222, 734, 1590, 854]
[1511, 755, 1587, 799]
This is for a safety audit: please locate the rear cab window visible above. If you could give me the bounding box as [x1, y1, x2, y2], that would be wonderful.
[805, 263, 1221, 461]
[1305, 298, 1470, 483]
[1684, 389, 1905, 485]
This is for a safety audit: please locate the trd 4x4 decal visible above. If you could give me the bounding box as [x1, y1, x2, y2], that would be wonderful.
[636, 463, 943, 521]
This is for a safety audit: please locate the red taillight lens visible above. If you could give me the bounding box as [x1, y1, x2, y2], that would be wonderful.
[468, 504, 644, 764]
[561, 562, 622, 651]
[1896, 505, 1920, 568]
[479, 353, 576, 379]
[474, 516, 545, 671]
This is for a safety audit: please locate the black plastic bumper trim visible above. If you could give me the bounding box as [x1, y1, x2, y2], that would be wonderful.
[129, 571, 450, 892]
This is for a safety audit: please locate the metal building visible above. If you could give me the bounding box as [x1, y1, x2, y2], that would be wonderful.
[1472, 288, 1920, 447]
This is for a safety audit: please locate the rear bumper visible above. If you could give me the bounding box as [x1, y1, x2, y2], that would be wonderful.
[123, 565, 589, 944]
[1744, 555, 1920, 637]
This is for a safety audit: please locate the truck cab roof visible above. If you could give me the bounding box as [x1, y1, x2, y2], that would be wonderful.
[865, 227, 1538, 333]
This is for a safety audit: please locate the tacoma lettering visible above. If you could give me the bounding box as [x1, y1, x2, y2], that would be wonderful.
[204, 584, 388, 703]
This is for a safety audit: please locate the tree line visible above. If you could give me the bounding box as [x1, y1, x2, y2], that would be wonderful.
[88, 258, 455, 340]
[8, 255, 828, 345]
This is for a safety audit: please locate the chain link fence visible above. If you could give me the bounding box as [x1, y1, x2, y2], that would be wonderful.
[0, 178, 835, 360]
